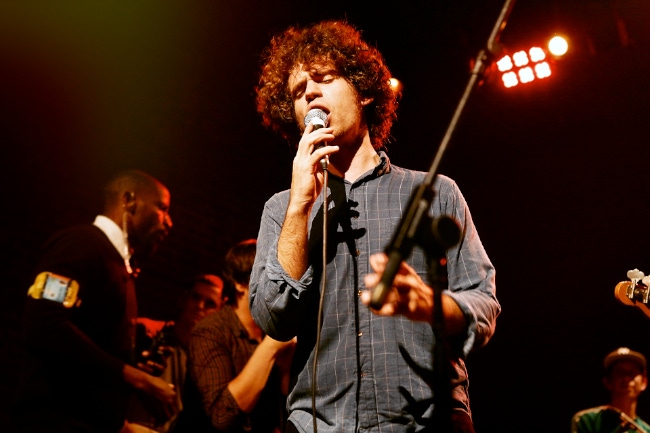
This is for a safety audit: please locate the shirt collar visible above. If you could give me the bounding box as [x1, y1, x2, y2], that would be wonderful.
[93, 215, 130, 262]
[356, 150, 390, 183]
[374, 150, 391, 176]
[223, 305, 264, 342]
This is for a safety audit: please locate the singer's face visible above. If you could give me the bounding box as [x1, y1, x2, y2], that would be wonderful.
[289, 63, 367, 145]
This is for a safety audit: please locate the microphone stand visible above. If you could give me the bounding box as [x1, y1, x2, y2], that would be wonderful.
[367, 0, 516, 430]
[606, 406, 647, 433]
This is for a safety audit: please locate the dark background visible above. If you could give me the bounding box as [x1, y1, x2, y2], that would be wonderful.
[1, 1, 649, 432]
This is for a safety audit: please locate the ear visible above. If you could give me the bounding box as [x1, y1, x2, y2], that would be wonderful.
[123, 191, 137, 214]
[234, 282, 248, 296]
[234, 283, 252, 304]
[360, 97, 373, 107]
[641, 375, 648, 392]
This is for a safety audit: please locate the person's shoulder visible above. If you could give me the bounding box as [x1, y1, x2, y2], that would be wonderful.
[190, 307, 242, 346]
[271, 189, 291, 202]
[386, 164, 459, 194]
[40, 223, 108, 255]
[387, 163, 455, 183]
[193, 306, 232, 331]
[35, 223, 120, 277]
[264, 189, 291, 207]
[572, 406, 604, 417]
[383, 163, 425, 182]
[571, 405, 609, 424]
[46, 223, 105, 245]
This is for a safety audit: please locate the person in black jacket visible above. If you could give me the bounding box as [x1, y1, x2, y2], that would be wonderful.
[11, 169, 178, 433]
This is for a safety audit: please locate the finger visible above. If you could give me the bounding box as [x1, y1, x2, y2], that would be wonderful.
[363, 272, 379, 289]
[370, 252, 417, 282]
[392, 276, 413, 296]
[368, 253, 388, 272]
[147, 359, 164, 368]
[361, 288, 399, 315]
[297, 123, 326, 154]
[398, 259, 418, 275]
[373, 298, 400, 316]
[360, 289, 389, 310]
[310, 143, 337, 162]
[158, 345, 174, 356]
[359, 289, 372, 305]
[136, 362, 152, 373]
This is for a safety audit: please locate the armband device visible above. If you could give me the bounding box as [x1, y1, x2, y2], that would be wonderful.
[27, 272, 80, 308]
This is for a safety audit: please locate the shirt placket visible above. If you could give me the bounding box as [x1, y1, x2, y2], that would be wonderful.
[350, 181, 380, 432]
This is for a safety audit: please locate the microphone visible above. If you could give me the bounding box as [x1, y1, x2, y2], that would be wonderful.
[304, 109, 329, 170]
[304, 108, 328, 130]
[619, 410, 646, 433]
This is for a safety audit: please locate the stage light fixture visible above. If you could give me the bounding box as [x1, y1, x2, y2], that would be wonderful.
[501, 71, 518, 88]
[389, 77, 403, 97]
[495, 34, 568, 88]
[548, 35, 568, 56]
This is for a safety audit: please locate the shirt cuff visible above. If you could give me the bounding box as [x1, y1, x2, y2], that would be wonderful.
[265, 250, 314, 298]
[444, 290, 478, 357]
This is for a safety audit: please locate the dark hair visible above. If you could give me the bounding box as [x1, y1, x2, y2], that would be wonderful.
[222, 239, 257, 306]
[255, 20, 397, 149]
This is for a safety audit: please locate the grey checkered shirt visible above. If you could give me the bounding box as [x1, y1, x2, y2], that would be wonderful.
[250, 152, 500, 432]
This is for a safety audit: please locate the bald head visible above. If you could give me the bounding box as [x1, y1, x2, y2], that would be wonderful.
[102, 169, 165, 213]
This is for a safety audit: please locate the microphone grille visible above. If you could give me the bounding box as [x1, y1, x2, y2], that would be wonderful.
[304, 109, 328, 127]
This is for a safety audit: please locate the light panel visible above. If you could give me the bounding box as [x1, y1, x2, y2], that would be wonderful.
[495, 35, 568, 88]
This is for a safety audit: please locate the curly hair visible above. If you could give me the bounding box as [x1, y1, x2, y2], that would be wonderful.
[255, 20, 398, 149]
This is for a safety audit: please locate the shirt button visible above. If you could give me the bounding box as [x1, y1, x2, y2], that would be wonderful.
[358, 332, 363, 337]
[360, 371, 364, 378]
[356, 249, 360, 256]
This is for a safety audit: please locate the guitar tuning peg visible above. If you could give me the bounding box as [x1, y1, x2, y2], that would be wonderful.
[627, 269, 645, 280]
[642, 276, 650, 287]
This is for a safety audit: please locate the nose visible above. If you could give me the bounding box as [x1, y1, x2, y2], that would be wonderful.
[305, 79, 322, 102]
[164, 213, 173, 229]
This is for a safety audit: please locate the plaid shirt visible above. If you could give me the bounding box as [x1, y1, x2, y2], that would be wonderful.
[250, 152, 500, 432]
[189, 305, 286, 432]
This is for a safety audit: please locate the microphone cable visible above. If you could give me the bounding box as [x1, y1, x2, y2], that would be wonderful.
[311, 160, 328, 433]
[303, 108, 330, 433]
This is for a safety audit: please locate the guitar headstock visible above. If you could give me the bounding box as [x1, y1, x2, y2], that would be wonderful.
[615, 268, 650, 318]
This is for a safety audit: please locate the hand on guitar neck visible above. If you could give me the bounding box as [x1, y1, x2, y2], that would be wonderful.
[615, 268, 650, 319]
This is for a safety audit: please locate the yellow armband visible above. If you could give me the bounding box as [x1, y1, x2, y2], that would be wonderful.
[27, 272, 80, 308]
